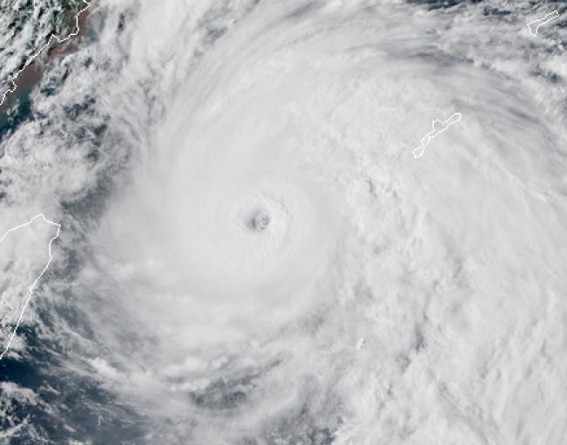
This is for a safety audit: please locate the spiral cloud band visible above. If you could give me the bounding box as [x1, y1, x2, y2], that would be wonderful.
[1, 0, 567, 443]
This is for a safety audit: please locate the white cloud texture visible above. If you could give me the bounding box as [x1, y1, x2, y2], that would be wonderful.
[1, 0, 567, 443]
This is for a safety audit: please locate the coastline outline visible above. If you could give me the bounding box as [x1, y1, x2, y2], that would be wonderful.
[0, 0, 91, 108]
[0, 213, 61, 360]
[526, 10, 559, 37]
[413, 112, 462, 159]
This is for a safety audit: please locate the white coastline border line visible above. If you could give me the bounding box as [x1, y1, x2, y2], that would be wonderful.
[0, 213, 61, 360]
[413, 112, 462, 159]
[526, 10, 560, 37]
[526, 10, 559, 37]
[0, 0, 91, 108]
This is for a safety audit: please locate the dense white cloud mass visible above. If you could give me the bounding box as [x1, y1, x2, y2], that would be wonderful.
[1, 0, 567, 443]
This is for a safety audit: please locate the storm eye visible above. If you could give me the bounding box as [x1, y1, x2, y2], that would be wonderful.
[248, 209, 270, 232]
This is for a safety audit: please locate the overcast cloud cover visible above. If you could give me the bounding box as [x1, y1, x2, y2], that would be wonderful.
[1, 0, 567, 443]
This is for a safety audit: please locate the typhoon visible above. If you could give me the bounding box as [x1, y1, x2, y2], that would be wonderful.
[1, 0, 567, 444]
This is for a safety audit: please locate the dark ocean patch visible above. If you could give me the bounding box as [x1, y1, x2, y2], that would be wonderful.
[0, 92, 33, 141]
[0, 325, 146, 444]
[284, 2, 325, 21]
[191, 372, 259, 411]
[406, 0, 477, 9]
